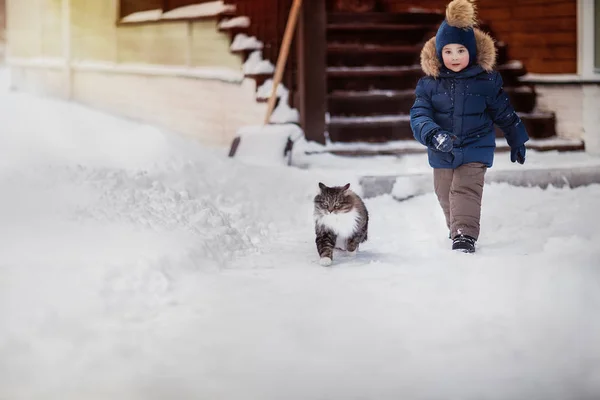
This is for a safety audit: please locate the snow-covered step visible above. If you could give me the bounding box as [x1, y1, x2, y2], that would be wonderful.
[327, 110, 558, 143]
[327, 43, 421, 67]
[328, 89, 416, 117]
[328, 86, 537, 117]
[327, 65, 423, 92]
[305, 137, 585, 157]
[328, 114, 413, 142]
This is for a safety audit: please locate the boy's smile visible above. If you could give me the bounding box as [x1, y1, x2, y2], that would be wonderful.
[442, 44, 470, 72]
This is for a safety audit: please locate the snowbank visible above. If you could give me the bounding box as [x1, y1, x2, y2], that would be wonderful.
[1, 68, 599, 400]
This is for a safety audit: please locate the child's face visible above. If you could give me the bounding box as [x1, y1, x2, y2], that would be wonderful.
[442, 44, 470, 72]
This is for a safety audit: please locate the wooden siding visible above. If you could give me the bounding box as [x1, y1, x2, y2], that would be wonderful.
[0, 0, 5, 43]
[380, 0, 578, 74]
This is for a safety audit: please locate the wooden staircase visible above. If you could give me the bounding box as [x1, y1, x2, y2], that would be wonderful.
[325, 8, 560, 146]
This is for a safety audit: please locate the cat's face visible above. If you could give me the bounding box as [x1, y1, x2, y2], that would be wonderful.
[314, 182, 354, 214]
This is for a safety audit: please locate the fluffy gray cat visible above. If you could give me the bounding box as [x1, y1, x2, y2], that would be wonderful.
[313, 182, 369, 266]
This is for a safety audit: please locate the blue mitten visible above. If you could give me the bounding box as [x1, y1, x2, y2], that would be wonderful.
[510, 144, 526, 164]
[429, 131, 454, 153]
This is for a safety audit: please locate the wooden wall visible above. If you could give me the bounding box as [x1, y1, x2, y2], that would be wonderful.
[380, 0, 578, 74]
[6, 0, 241, 70]
[0, 0, 5, 43]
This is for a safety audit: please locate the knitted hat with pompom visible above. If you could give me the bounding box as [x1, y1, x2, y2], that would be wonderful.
[435, 0, 478, 66]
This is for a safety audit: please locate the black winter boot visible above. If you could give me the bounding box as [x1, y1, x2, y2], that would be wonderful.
[452, 234, 476, 253]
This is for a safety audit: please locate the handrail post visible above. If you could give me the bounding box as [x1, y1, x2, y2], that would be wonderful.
[296, 0, 327, 144]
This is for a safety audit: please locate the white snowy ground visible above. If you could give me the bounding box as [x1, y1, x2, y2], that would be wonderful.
[1, 69, 600, 400]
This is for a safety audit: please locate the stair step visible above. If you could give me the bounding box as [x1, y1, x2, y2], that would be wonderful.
[506, 86, 537, 113]
[305, 139, 584, 157]
[244, 72, 272, 88]
[327, 111, 556, 143]
[328, 43, 420, 53]
[327, 44, 421, 67]
[498, 61, 528, 85]
[328, 89, 415, 116]
[328, 11, 444, 25]
[327, 65, 422, 76]
[328, 115, 413, 142]
[328, 66, 423, 91]
[327, 23, 431, 31]
[327, 23, 434, 46]
[518, 111, 556, 139]
[496, 42, 509, 66]
[327, 82, 535, 116]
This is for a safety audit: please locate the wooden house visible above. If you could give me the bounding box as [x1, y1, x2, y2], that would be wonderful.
[5, 0, 600, 153]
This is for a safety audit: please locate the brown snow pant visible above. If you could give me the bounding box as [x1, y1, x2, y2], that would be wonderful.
[433, 162, 487, 240]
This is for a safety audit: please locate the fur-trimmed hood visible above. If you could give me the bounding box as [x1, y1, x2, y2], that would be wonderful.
[420, 28, 496, 78]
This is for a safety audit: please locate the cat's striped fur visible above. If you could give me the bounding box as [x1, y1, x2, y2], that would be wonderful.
[313, 182, 369, 266]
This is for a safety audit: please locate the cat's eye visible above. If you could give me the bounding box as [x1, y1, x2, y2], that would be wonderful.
[334, 204, 341, 209]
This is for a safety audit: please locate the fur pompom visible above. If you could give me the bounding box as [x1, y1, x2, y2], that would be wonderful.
[446, 0, 477, 29]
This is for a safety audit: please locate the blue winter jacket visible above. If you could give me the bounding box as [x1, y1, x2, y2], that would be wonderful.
[410, 31, 529, 169]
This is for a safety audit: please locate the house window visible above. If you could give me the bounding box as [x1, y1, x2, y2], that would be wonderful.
[119, 0, 220, 20]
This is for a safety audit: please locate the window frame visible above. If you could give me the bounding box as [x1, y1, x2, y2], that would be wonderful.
[578, 0, 600, 78]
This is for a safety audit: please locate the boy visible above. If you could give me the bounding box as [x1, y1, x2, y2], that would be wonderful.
[410, 0, 529, 253]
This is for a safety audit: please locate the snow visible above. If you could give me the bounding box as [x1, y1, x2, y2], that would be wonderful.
[256, 78, 289, 100]
[294, 138, 600, 176]
[230, 33, 263, 51]
[233, 123, 303, 166]
[71, 60, 245, 83]
[520, 73, 600, 83]
[161, 1, 235, 19]
[332, 89, 414, 97]
[120, 2, 235, 22]
[1, 67, 600, 399]
[254, 80, 300, 123]
[219, 16, 251, 29]
[269, 93, 300, 124]
[7, 57, 65, 69]
[502, 60, 524, 69]
[243, 50, 275, 75]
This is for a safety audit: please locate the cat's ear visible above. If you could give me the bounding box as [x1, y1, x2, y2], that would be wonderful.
[342, 183, 351, 191]
[318, 182, 327, 191]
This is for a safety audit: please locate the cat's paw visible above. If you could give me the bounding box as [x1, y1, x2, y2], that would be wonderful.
[347, 249, 357, 257]
[319, 257, 333, 266]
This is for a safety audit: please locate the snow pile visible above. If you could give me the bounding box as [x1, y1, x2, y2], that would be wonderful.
[243, 50, 275, 75]
[233, 124, 303, 166]
[219, 16, 251, 29]
[269, 93, 300, 124]
[256, 78, 289, 100]
[390, 174, 430, 201]
[121, 1, 236, 22]
[254, 80, 300, 124]
[1, 68, 600, 400]
[162, 1, 234, 19]
[75, 169, 254, 265]
[230, 33, 263, 51]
